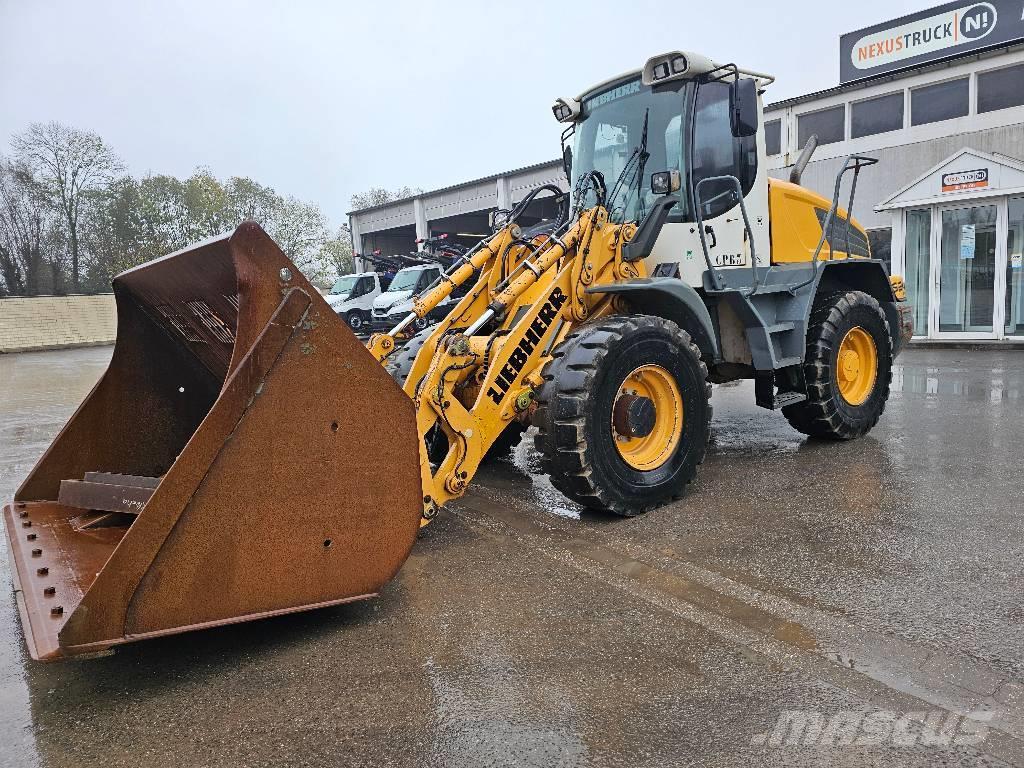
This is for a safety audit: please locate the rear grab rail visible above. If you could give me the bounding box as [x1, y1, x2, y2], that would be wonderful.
[790, 154, 878, 293]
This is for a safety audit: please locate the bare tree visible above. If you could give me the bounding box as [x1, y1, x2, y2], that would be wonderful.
[0, 158, 63, 296]
[12, 122, 123, 292]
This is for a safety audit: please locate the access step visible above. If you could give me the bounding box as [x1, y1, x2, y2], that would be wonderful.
[771, 390, 807, 409]
[754, 371, 809, 410]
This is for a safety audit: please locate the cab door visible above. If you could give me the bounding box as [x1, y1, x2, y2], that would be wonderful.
[648, 79, 770, 287]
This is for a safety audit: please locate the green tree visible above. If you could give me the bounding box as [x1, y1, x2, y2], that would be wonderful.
[320, 224, 355, 280]
[265, 195, 332, 284]
[223, 176, 278, 224]
[349, 185, 422, 211]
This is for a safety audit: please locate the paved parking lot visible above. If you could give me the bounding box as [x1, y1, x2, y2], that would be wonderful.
[0, 346, 1022, 767]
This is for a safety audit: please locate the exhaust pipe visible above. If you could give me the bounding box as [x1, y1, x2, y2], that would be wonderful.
[789, 134, 819, 185]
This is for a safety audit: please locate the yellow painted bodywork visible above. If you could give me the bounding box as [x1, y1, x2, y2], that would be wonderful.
[889, 275, 907, 301]
[768, 179, 870, 264]
[612, 364, 684, 471]
[367, 208, 644, 521]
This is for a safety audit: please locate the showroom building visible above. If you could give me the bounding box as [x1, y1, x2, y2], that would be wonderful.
[349, 0, 1024, 341]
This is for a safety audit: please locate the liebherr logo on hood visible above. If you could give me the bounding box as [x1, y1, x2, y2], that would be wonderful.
[851, 3, 998, 70]
[486, 287, 567, 406]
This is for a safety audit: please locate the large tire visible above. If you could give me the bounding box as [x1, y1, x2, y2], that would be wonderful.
[534, 315, 711, 516]
[385, 326, 433, 388]
[783, 290, 893, 440]
[386, 326, 524, 461]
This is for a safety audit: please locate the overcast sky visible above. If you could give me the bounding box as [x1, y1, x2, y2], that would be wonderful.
[1, 0, 925, 226]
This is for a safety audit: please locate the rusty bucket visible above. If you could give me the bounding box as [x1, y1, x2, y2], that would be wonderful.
[2, 222, 423, 661]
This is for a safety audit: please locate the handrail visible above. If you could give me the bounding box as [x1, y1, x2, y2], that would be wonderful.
[693, 175, 758, 294]
[789, 154, 878, 294]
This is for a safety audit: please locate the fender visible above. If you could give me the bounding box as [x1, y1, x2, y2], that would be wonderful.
[586, 277, 720, 361]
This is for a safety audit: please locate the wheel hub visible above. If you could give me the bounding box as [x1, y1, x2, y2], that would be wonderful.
[840, 349, 860, 382]
[613, 394, 656, 438]
[836, 326, 878, 406]
[611, 365, 684, 471]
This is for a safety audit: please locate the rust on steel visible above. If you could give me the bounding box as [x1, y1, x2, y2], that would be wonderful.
[2, 221, 423, 661]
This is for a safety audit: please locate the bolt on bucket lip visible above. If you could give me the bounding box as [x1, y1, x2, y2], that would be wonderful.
[3, 501, 126, 660]
[4, 222, 424, 661]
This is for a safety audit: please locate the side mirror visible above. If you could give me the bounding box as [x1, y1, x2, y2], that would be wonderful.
[730, 78, 759, 138]
[562, 144, 573, 182]
[650, 169, 681, 195]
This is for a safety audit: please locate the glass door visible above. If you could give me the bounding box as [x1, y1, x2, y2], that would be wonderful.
[904, 209, 931, 336]
[1006, 197, 1024, 337]
[936, 204, 999, 337]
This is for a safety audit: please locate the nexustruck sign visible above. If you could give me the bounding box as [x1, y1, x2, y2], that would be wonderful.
[840, 0, 1024, 83]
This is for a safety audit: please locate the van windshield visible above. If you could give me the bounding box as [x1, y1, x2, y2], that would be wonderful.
[329, 275, 359, 296]
[386, 269, 420, 292]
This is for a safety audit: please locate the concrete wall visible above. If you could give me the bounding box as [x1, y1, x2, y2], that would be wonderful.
[0, 295, 117, 353]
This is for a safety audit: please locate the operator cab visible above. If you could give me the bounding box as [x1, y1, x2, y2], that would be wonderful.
[554, 51, 772, 287]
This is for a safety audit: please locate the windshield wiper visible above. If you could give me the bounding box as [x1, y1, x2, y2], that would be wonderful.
[606, 108, 649, 224]
[635, 109, 650, 220]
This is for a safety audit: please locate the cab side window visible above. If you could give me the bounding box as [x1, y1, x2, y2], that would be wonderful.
[352, 277, 373, 297]
[418, 270, 440, 292]
[691, 81, 758, 220]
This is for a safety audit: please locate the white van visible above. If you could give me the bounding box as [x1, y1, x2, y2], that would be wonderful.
[326, 272, 385, 333]
[371, 263, 443, 332]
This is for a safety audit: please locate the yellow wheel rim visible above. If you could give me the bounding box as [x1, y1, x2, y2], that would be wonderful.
[836, 326, 878, 406]
[611, 364, 684, 471]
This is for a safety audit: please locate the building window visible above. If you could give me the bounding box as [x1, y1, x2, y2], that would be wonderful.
[911, 78, 969, 126]
[867, 228, 892, 272]
[978, 63, 1024, 114]
[764, 119, 781, 155]
[851, 92, 904, 138]
[797, 105, 845, 148]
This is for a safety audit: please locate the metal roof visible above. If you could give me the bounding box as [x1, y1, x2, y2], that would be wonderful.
[346, 158, 563, 217]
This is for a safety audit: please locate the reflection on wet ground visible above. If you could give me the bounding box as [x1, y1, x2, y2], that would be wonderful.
[1, 346, 1022, 767]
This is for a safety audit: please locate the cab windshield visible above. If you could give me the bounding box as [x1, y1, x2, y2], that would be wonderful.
[329, 275, 359, 296]
[386, 269, 420, 292]
[572, 78, 687, 224]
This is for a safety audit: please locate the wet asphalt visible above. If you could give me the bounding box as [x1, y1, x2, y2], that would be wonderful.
[0, 345, 1021, 767]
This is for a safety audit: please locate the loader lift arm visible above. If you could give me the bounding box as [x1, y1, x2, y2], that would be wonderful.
[366, 177, 644, 520]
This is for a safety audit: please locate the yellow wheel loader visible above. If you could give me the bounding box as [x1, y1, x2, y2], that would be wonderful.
[3, 51, 913, 660]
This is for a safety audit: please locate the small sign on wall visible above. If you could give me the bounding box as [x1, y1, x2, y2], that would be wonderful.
[960, 224, 976, 259]
[942, 168, 989, 193]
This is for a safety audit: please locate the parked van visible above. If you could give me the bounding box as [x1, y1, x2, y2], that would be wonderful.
[371, 263, 443, 332]
[326, 272, 387, 333]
